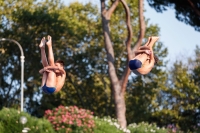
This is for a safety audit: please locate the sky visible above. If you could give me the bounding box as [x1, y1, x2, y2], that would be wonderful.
[65, 0, 200, 65]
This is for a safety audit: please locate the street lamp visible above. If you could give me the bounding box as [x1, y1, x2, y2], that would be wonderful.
[0, 38, 25, 112]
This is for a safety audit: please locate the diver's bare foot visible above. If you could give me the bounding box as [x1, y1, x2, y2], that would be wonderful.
[39, 37, 46, 48]
[46, 35, 52, 47]
[151, 36, 159, 41]
[147, 36, 159, 47]
[144, 37, 151, 46]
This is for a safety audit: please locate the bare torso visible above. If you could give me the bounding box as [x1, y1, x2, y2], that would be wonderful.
[136, 58, 155, 75]
[42, 66, 66, 92]
[54, 70, 66, 92]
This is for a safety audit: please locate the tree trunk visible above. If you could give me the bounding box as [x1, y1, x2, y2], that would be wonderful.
[100, 0, 127, 127]
[101, 14, 127, 128]
[100, 0, 145, 128]
[114, 87, 126, 127]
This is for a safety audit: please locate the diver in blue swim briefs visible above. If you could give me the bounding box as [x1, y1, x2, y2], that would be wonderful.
[39, 35, 66, 94]
[129, 36, 159, 75]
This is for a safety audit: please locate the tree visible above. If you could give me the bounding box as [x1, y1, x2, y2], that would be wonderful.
[99, 0, 162, 127]
[146, 0, 200, 31]
[149, 49, 200, 132]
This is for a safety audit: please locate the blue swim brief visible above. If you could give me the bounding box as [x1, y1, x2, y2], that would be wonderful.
[129, 59, 142, 70]
[42, 84, 56, 94]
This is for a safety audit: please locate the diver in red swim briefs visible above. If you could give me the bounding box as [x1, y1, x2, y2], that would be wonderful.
[39, 35, 66, 94]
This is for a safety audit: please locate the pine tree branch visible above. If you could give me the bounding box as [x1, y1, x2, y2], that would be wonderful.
[187, 0, 200, 16]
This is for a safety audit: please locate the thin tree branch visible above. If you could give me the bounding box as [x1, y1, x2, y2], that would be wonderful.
[107, 0, 120, 18]
[5, 75, 14, 102]
[101, 1, 118, 86]
[133, 0, 145, 52]
[187, 0, 200, 16]
[119, 0, 133, 93]
[120, 0, 133, 61]
[100, 0, 107, 15]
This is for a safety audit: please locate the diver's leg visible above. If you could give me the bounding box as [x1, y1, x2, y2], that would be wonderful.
[39, 37, 49, 67]
[146, 36, 159, 48]
[46, 35, 55, 66]
[41, 72, 48, 87]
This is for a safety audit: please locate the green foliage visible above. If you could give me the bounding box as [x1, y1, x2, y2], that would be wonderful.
[0, 107, 55, 133]
[191, 46, 200, 85]
[1, 106, 192, 133]
[94, 117, 125, 133]
[128, 122, 168, 133]
[44, 105, 95, 133]
[157, 61, 200, 132]
[0, 121, 4, 133]
[94, 117, 169, 133]
[148, 46, 200, 132]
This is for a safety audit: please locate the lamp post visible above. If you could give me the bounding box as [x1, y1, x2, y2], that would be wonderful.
[0, 38, 25, 112]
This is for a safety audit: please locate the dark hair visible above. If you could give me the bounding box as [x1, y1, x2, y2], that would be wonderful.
[55, 60, 65, 67]
[154, 54, 159, 64]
